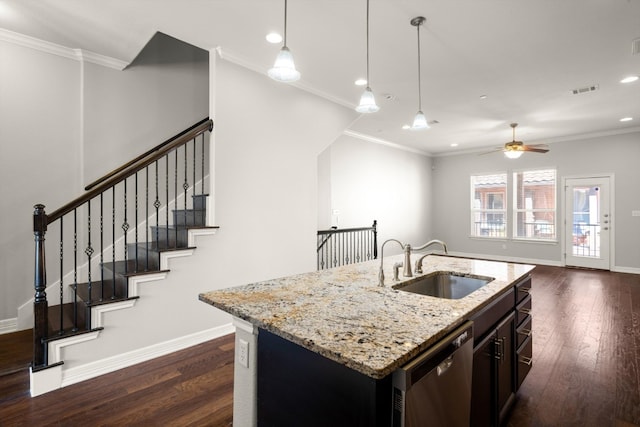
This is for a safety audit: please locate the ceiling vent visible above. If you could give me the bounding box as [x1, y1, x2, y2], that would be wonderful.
[632, 38, 640, 55]
[571, 84, 599, 95]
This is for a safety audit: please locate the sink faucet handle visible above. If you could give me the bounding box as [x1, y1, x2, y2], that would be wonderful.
[393, 262, 403, 281]
[414, 259, 423, 274]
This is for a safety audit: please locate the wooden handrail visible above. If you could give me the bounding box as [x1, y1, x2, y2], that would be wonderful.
[47, 118, 213, 223]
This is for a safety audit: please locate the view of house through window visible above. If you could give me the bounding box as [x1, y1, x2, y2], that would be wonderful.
[471, 173, 507, 237]
[471, 169, 557, 240]
[513, 169, 557, 240]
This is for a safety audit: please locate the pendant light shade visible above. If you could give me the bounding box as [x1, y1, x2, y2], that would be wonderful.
[356, 87, 380, 113]
[268, 0, 300, 83]
[412, 111, 428, 129]
[410, 17, 429, 130]
[355, 0, 379, 113]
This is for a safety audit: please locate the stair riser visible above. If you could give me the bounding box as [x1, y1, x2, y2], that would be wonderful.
[192, 194, 208, 210]
[150, 226, 190, 247]
[126, 244, 161, 270]
[172, 209, 206, 226]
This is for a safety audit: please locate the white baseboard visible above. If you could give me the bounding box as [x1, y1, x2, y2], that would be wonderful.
[60, 323, 234, 388]
[446, 251, 563, 267]
[612, 266, 640, 274]
[0, 318, 18, 334]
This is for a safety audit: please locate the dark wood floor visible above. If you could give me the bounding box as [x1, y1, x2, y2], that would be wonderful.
[0, 265, 638, 426]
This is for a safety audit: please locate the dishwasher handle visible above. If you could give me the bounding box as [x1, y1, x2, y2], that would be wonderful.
[437, 356, 454, 376]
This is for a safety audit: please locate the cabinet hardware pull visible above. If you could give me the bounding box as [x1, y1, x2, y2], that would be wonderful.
[519, 308, 531, 315]
[520, 356, 533, 366]
[493, 338, 502, 360]
[518, 328, 532, 337]
[500, 337, 506, 365]
[519, 287, 531, 294]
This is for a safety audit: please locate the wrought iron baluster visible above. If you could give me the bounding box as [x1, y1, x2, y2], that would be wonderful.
[73, 209, 78, 330]
[122, 179, 129, 275]
[86, 200, 93, 307]
[145, 166, 149, 271]
[174, 149, 178, 245]
[59, 217, 63, 334]
[184, 143, 189, 228]
[100, 193, 104, 301]
[192, 138, 196, 214]
[165, 154, 169, 246]
[135, 172, 139, 271]
[111, 187, 116, 300]
[201, 133, 205, 196]
[154, 160, 160, 249]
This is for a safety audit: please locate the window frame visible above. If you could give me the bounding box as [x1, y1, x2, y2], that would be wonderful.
[470, 173, 508, 239]
[512, 168, 557, 242]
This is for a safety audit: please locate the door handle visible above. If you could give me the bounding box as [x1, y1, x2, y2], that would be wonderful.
[437, 356, 454, 376]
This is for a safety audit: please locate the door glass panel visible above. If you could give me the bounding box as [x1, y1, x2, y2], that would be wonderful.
[572, 185, 600, 258]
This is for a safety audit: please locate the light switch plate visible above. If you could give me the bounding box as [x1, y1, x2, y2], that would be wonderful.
[632, 210, 640, 217]
[238, 339, 249, 368]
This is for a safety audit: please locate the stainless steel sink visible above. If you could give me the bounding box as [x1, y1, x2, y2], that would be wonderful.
[393, 272, 494, 299]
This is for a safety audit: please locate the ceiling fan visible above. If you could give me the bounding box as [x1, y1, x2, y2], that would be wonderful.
[486, 123, 550, 158]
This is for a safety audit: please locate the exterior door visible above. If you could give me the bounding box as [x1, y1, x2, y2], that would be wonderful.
[564, 176, 611, 269]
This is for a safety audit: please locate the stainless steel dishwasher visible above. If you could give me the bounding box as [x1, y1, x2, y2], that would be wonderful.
[392, 321, 474, 427]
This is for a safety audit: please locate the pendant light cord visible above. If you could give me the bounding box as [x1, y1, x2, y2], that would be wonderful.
[416, 23, 422, 111]
[283, 0, 288, 47]
[366, 0, 370, 86]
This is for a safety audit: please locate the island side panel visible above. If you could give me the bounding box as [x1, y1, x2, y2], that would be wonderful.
[257, 329, 392, 427]
[233, 317, 259, 427]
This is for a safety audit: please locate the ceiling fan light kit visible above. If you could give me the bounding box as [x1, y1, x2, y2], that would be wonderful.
[268, 0, 301, 83]
[501, 123, 549, 159]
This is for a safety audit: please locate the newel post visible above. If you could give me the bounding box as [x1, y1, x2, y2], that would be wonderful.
[33, 204, 48, 367]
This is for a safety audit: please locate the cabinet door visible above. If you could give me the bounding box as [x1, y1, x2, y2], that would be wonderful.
[496, 313, 516, 424]
[471, 332, 496, 427]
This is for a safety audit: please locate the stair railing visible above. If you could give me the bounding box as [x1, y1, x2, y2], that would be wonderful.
[32, 118, 213, 370]
[316, 220, 377, 270]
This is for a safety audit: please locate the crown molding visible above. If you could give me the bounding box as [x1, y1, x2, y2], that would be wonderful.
[0, 28, 128, 70]
[342, 129, 432, 156]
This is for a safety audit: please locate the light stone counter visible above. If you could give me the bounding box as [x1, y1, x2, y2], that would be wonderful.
[199, 254, 535, 380]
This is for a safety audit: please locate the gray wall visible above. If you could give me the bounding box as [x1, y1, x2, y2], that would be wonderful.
[0, 33, 209, 322]
[432, 131, 640, 270]
[204, 58, 358, 286]
[318, 135, 433, 254]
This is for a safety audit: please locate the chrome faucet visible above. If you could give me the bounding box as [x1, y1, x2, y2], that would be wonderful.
[414, 240, 449, 274]
[379, 239, 412, 286]
[379, 238, 448, 286]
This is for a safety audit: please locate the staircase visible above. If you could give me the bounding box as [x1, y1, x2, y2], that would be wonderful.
[29, 118, 219, 396]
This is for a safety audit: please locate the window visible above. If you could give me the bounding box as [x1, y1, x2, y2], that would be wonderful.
[471, 173, 507, 237]
[513, 169, 556, 240]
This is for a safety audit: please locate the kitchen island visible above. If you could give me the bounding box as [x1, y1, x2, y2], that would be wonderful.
[199, 254, 535, 426]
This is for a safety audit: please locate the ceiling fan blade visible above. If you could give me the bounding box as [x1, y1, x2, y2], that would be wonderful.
[522, 146, 549, 153]
[479, 147, 504, 155]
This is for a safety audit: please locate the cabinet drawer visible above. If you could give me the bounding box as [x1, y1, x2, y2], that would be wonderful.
[515, 276, 532, 305]
[516, 335, 533, 390]
[515, 295, 532, 327]
[471, 288, 515, 343]
[516, 315, 532, 349]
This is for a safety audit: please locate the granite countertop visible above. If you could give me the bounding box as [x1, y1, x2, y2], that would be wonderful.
[199, 254, 535, 379]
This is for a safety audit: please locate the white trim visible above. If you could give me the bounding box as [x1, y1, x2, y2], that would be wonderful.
[342, 130, 432, 156]
[612, 266, 640, 274]
[0, 318, 18, 334]
[91, 300, 138, 329]
[233, 316, 257, 335]
[446, 250, 563, 267]
[0, 28, 128, 70]
[60, 324, 234, 388]
[48, 330, 102, 364]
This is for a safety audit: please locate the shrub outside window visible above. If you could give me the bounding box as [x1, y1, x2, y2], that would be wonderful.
[513, 169, 556, 240]
[471, 173, 507, 238]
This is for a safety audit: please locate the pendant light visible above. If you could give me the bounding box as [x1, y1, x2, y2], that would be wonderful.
[410, 17, 429, 130]
[355, 0, 379, 113]
[268, 0, 300, 83]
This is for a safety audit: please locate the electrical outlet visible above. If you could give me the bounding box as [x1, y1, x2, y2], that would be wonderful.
[238, 339, 249, 368]
[632, 210, 640, 217]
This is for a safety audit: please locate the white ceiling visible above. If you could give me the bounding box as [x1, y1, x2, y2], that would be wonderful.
[2, 0, 639, 155]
